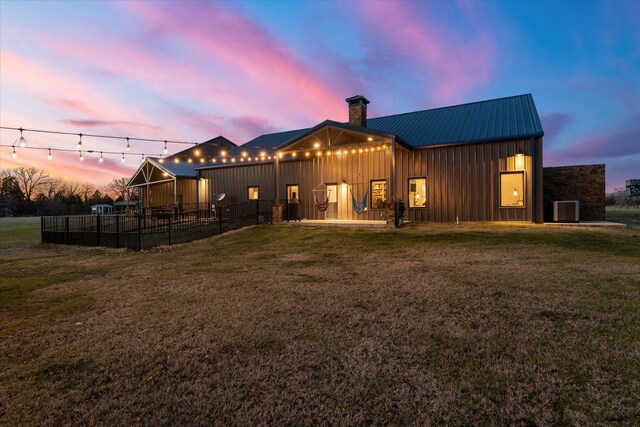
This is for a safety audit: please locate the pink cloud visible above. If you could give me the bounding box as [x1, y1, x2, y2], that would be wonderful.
[352, 2, 495, 103]
[120, 1, 347, 125]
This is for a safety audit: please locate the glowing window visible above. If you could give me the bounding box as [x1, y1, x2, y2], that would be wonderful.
[370, 180, 387, 209]
[409, 178, 426, 208]
[500, 172, 525, 207]
[248, 186, 259, 201]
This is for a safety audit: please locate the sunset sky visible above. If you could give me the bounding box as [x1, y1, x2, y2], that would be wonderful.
[1, 0, 638, 191]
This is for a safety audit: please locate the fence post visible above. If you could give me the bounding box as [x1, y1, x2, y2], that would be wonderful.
[65, 216, 70, 244]
[218, 206, 223, 234]
[168, 216, 172, 245]
[137, 215, 142, 251]
[116, 215, 120, 248]
[96, 214, 101, 247]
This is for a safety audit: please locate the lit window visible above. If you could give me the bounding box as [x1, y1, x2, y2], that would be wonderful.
[287, 185, 299, 201]
[248, 186, 259, 201]
[326, 184, 337, 203]
[500, 172, 525, 207]
[409, 178, 426, 208]
[370, 180, 387, 209]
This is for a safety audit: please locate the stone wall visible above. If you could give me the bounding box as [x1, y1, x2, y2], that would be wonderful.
[543, 164, 605, 221]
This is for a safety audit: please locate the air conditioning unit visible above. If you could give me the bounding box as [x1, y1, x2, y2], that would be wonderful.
[553, 200, 579, 222]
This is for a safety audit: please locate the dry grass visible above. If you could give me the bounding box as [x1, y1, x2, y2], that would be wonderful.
[1, 218, 639, 425]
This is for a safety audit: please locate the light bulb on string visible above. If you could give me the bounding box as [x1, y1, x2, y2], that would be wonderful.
[19, 128, 27, 147]
[11, 145, 17, 158]
[126, 137, 131, 152]
[141, 154, 145, 163]
[163, 140, 168, 154]
[77, 133, 83, 149]
[79, 151, 84, 162]
[48, 148, 53, 160]
[99, 152, 104, 163]
[121, 153, 126, 163]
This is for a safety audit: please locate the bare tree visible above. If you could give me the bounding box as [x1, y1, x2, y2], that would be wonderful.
[12, 167, 50, 201]
[106, 177, 130, 200]
[43, 177, 63, 199]
[79, 182, 95, 203]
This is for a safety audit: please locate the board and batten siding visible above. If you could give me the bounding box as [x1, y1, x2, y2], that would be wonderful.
[138, 179, 199, 208]
[396, 137, 543, 222]
[198, 137, 543, 222]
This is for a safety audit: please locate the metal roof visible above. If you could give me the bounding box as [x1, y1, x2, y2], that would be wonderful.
[147, 157, 197, 178]
[367, 94, 543, 147]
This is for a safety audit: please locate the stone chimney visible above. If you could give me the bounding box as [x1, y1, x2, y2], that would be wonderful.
[346, 95, 370, 128]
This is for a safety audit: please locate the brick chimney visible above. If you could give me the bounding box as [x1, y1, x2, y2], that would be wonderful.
[346, 95, 370, 128]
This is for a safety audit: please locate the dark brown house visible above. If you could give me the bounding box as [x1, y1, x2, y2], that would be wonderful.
[195, 94, 544, 223]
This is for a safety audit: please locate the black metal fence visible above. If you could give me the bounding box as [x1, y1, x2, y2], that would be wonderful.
[41, 200, 274, 250]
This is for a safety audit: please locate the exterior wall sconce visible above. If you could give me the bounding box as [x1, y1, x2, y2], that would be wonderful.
[515, 152, 525, 170]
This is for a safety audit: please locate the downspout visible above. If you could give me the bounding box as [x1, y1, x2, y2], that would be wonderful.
[530, 136, 536, 223]
[174, 177, 177, 206]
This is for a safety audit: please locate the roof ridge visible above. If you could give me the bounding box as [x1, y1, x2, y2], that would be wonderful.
[368, 94, 533, 121]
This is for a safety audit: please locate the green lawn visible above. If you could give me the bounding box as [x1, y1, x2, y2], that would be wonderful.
[1, 217, 639, 425]
[607, 205, 640, 228]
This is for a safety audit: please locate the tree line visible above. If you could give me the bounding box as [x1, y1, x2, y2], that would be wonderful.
[1, 167, 137, 217]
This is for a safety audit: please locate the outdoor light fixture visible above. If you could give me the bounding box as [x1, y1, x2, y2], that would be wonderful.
[513, 188, 519, 202]
[99, 152, 104, 163]
[47, 148, 52, 160]
[121, 153, 126, 163]
[77, 134, 83, 149]
[79, 151, 84, 161]
[126, 137, 131, 152]
[19, 128, 27, 147]
[11, 145, 17, 158]
[163, 141, 168, 154]
[515, 152, 525, 170]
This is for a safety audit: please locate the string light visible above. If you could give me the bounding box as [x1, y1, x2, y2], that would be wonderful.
[141, 154, 145, 163]
[305, 152, 310, 157]
[174, 158, 179, 163]
[313, 142, 320, 148]
[231, 158, 236, 163]
[79, 151, 84, 161]
[194, 149, 200, 156]
[11, 145, 17, 158]
[220, 150, 227, 157]
[292, 152, 297, 157]
[19, 128, 27, 147]
[77, 133, 83, 149]
[121, 153, 126, 163]
[187, 158, 193, 163]
[242, 151, 248, 157]
[48, 148, 53, 160]
[163, 141, 168, 154]
[99, 152, 104, 163]
[158, 158, 164, 163]
[126, 137, 131, 152]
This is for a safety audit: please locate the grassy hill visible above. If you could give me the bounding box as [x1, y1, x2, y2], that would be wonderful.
[1, 218, 639, 425]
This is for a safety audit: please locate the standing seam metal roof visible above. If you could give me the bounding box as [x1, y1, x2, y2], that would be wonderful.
[366, 93, 543, 147]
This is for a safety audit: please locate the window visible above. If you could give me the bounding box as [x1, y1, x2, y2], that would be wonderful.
[248, 186, 259, 201]
[500, 171, 525, 207]
[286, 184, 299, 201]
[326, 184, 337, 203]
[370, 180, 387, 209]
[409, 178, 426, 208]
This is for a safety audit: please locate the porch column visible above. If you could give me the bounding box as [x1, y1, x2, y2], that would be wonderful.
[391, 137, 398, 227]
[274, 154, 280, 203]
[173, 178, 177, 205]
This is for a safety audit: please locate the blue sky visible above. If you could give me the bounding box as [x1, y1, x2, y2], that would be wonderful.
[1, 0, 638, 189]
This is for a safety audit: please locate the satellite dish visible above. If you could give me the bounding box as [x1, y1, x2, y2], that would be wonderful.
[215, 193, 226, 202]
